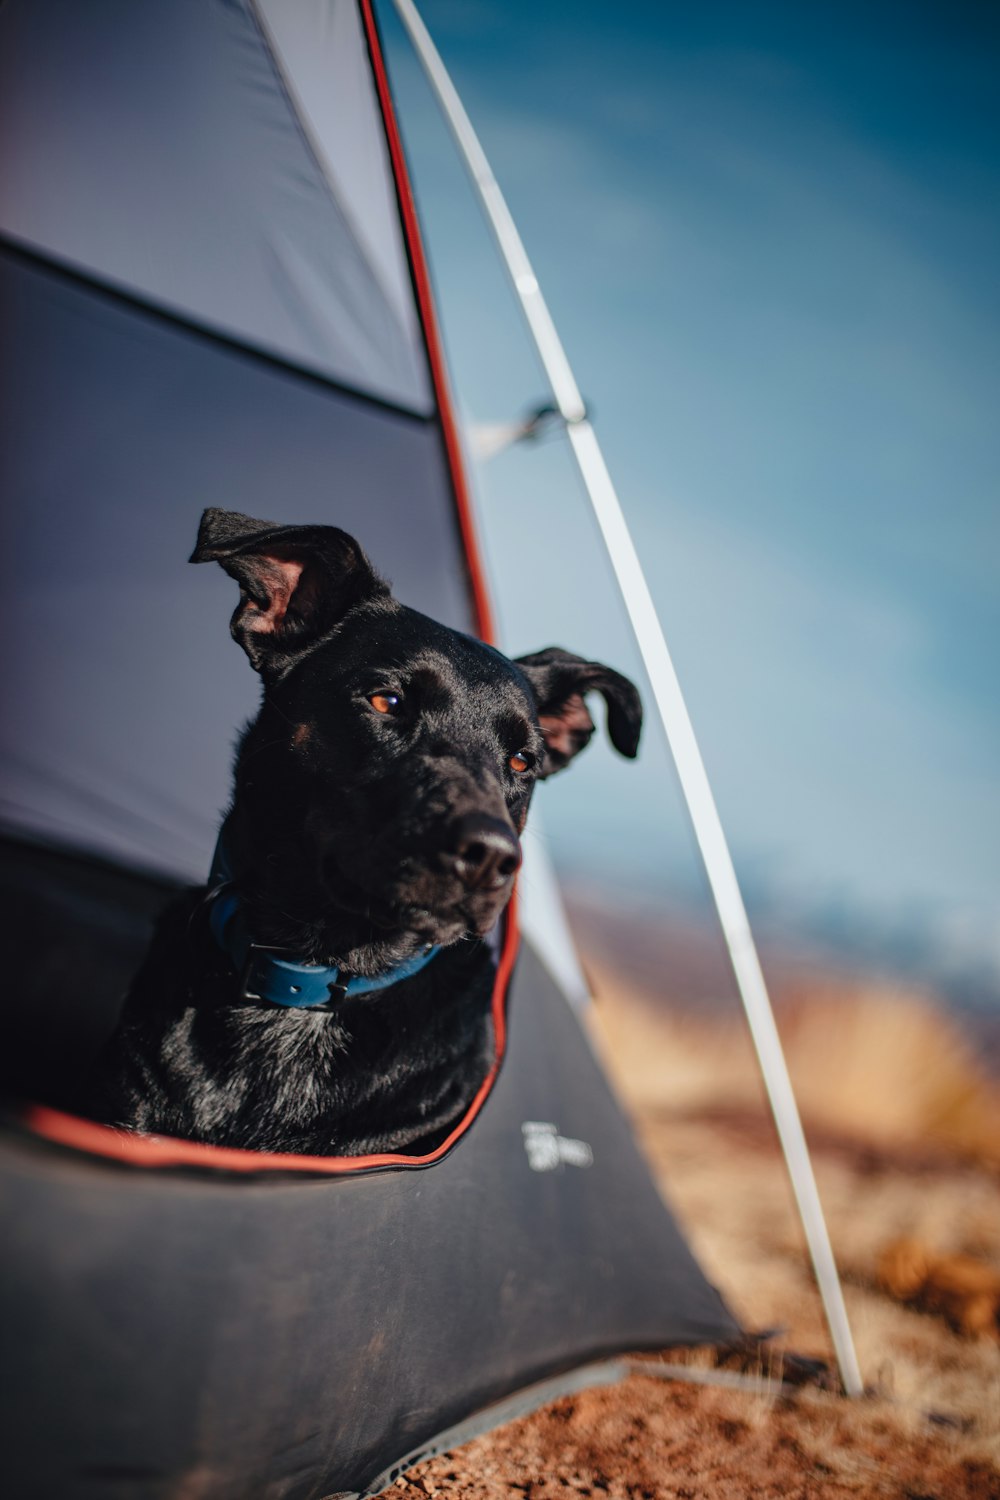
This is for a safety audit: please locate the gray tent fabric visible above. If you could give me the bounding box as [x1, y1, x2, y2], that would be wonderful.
[0, 0, 431, 413]
[0, 1, 740, 1491]
[256, 0, 425, 356]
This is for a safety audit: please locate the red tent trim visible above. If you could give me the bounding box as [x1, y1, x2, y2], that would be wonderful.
[20, 0, 520, 1175]
[22, 894, 518, 1176]
[359, 0, 497, 647]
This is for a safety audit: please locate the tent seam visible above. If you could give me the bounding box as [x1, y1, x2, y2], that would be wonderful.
[0, 234, 433, 426]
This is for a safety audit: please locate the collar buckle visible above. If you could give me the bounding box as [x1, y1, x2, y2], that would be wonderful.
[238, 942, 340, 1009]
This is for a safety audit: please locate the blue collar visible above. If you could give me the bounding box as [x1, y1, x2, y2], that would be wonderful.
[206, 826, 439, 1010]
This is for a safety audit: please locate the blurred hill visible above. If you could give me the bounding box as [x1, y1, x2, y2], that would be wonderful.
[564, 883, 1000, 1082]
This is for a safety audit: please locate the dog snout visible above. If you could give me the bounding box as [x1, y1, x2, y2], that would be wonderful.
[448, 814, 521, 892]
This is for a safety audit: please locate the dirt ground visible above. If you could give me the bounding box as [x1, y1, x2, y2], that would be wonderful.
[403, 950, 1000, 1499]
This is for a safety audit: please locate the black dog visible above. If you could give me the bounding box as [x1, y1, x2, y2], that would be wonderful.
[81, 509, 642, 1156]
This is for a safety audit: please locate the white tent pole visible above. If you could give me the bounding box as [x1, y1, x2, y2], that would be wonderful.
[391, 0, 864, 1399]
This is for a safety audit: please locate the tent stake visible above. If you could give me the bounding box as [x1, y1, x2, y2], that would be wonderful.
[392, 0, 864, 1399]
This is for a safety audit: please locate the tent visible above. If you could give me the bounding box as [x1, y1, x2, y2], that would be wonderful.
[0, 1, 742, 1494]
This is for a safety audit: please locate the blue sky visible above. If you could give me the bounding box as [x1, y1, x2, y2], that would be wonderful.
[378, 1, 1000, 998]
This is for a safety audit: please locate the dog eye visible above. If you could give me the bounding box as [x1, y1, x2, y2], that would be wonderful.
[509, 751, 534, 774]
[368, 692, 401, 715]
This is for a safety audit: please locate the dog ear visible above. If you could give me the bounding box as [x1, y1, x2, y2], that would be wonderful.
[190, 508, 389, 678]
[515, 648, 642, 778]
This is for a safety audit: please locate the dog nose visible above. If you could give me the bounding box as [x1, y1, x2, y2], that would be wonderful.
[449, 815, 522, 892]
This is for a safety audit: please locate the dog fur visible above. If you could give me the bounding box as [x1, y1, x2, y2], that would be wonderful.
[80, 510, 642, 1157]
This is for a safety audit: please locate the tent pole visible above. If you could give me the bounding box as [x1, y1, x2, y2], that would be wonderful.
[391, 0, 864, 1399]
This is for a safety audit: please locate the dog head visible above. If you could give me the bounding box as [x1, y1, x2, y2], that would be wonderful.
[192, 509, 642, 969]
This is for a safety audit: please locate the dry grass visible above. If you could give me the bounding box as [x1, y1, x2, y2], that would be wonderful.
[405, 950, 1000, 1498]
[589, 960, 1000, 1168]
